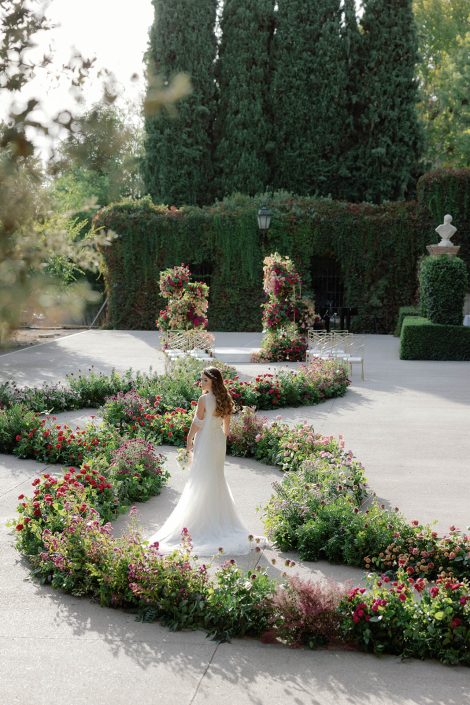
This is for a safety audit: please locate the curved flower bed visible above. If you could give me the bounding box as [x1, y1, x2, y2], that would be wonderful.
[3, 361, 469, 664]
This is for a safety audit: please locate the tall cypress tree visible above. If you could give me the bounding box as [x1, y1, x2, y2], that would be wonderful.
[334, 0, 363, 201]
[270, 0, 348, 197]
[214, 0, 275, 198]
[349, 0, 423, 203]
[142, 0, 217, 206]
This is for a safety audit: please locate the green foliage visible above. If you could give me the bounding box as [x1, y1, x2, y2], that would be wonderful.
[400, 316, 470, 360]
[414, 0, 470, 168]
[394, 305, 421, 336]
[346, 0, 423, 202]
[50, 103, 144, 207]
[419, 255, 468, 324]
[204, 561, 275, 642]
[255, 325, 308, 362]
[271, 0, 349, 197]
[142, 0, 217, 205]
[214, 0, 275, 197]
[339, 571, 470, 665]
[95, 191, 430, 332]
[109, 439, 169, 504]
[418, 168, 470, 274]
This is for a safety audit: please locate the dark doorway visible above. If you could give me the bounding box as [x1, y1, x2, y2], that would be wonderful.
[311, 256, 354, 330]
[311, 256, 344, 310]
[188, 261, 212, 287]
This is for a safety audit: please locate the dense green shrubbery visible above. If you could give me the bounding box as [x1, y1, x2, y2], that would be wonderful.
[95, 194, 426, 334]
[394, 305, 420, 336]
[400, 316, 470, 360]
[94, 169, 470, 334]
[419, 255, 468, 325]
[339, 571, 470, 665]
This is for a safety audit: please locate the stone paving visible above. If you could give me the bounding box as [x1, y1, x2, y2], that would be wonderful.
[1, 331, 469, 705]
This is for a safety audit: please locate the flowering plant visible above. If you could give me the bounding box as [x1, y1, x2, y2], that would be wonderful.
[157, 265, 209, 331]
[176, 447, 192, 470]
[109, 438, 169, 503]
[159, 264, 191, 299]
[263, 253, 302, 300]
[254, 325, 308, 363]
[259, 253, 314, 362]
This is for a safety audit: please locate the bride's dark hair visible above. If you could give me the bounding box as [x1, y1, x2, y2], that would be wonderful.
[203, 366, 234, 417]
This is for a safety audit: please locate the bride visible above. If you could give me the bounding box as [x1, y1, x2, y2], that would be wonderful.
[147, 366, 263, 556]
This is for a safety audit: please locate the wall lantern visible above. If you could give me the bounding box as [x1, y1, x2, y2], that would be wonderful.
[257, 205, 272, 233]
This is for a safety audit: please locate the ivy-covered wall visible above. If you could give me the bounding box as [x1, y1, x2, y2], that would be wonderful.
[94, 170, 470, 333]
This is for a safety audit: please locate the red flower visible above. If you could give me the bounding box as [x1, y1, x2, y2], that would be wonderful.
[16, 523, 24, 531]
[450, 617, 462, 629]
[18, 494, 25, 500]
[15, 434, 21, 441]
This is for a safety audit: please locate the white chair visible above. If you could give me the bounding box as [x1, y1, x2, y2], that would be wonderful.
[340, 338, 365, 380]
[306, 330, 330, 361]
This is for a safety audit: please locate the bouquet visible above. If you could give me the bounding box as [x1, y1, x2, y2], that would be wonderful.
[176, 447, 192, 471]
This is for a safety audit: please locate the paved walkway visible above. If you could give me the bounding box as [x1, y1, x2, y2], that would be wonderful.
[1, 331, 469, 704]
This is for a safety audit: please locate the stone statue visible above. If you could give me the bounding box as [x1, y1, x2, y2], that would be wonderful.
[435, 214, 457, 247]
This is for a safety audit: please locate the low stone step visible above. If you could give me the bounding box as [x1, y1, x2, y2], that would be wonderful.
[213, 347, 260, 363]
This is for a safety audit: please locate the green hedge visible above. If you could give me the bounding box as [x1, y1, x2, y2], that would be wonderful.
[400, 316, 470, 360]
[394, 305, 421, 336]
[419, 255, 468, 325]
[95, 169, 470, 333]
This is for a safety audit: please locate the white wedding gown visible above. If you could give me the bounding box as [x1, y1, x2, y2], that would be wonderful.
[148, 392, 263, 556]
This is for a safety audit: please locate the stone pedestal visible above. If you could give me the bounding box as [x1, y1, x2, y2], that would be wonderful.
[426, 244, 461, 256]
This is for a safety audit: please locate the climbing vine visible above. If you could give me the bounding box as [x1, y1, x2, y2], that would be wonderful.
[95, 170, 470, 333]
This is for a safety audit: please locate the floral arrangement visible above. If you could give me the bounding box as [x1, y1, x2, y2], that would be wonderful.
[258, 253, 314, 362]
[156, 264, 209, 331]
[176, 447, 192, 470]
[263, 253, 302, 300]
[159, 264, 191, 299]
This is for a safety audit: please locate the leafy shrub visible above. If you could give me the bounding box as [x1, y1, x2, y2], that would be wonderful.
[109, 439, 169, 503]
[136, 357, 236, 411]
[263, 456, 368, 552]
[339, 571, 470, 665]
[13, 416, 122, 466]
[204, 560, 276, 642]
[255, 326, 308, 363]
[339, 572, 416, 655]
[0, 380, 82, 412]
[103, 389, 150, 428]
[66, 367, 138, 406]
[400, 316, 470, 360]
[270, 576, 346, 648]
[368, 520, 470, 581]
[394, 305, 420, 336]
[254, 420, 344, 471]
[413, 577, 470, 665]
[0, 404, 39, 453]
[419, 255, 468, 325]
[227, 407, 267, 457]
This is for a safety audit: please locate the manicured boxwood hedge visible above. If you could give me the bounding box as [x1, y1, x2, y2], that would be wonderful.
[394, 305, 421, 336]
[400, 316, 470, 360]
[419, 255, 468, 326]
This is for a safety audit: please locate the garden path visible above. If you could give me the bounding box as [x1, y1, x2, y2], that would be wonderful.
[1, 331, 469, 705]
